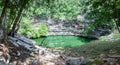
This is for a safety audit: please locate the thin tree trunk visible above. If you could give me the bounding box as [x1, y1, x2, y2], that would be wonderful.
[10, 1, 28, 36]
[114, 0, 120, 33]
[116, 20, 120, 33]
[117, 19, 120, 33]
[10, 7, 23, 36]
[0, 0, 8, 43]
[0, 0, 7, 26]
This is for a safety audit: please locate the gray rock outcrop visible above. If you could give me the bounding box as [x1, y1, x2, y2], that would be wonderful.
[30, 17, 112, 38]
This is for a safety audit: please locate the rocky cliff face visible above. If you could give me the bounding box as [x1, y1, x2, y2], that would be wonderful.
[30, 17, 84, 36]
[30, 17, 112, 38]
[47, 20, 84, 35]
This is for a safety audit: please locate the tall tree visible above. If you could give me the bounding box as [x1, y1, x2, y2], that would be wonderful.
[0, 0, 33, 43]
[81, 0, 120, 33]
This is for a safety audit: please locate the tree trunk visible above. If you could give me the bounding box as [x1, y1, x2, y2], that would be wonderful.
[116, 20, 120, 33]
[10, 1, 28, 36]
[10, 7, 23, 36]
[114, 0, 120, 33]
[0, 0, 8, 43]
[0, 0, 7, 25]
[116, 25, 120, 33]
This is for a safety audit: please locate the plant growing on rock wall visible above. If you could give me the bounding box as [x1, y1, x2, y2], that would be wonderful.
[18, 18, 48, 38]
[18, 17, 40, 38]
[38, 23, 48, 36]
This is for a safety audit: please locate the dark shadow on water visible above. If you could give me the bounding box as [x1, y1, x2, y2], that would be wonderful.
[76, 36, 97, 43]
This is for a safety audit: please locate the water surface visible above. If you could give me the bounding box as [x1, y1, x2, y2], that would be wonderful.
[33, 35, 93, 48]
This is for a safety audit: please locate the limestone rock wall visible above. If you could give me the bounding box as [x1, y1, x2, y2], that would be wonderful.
[30, 17, 84, 36]
[30, 17, 112, 38]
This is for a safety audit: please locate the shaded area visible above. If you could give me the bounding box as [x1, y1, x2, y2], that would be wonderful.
[32, 35, 94, 48]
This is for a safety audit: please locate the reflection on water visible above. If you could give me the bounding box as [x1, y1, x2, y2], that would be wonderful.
[33, 35, 94, 48]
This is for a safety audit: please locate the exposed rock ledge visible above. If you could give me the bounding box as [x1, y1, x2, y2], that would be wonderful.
[30, 17, 84, 36]
[30, 17, 112, 38]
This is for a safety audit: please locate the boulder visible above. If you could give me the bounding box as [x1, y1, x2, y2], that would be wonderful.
[87, 27, 111, 38]
[65, 57, 81, 65]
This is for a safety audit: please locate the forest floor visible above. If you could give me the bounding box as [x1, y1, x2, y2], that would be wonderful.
[0, 33, 120, 65]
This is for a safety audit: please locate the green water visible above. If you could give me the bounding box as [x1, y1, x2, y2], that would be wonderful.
[32, 35, 93, 48]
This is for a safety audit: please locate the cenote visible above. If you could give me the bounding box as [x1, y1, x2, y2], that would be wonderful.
[32, 35, 94, 48]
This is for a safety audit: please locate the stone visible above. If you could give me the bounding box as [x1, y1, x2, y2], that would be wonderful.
[0, 29, 4, 40]
[57, 61, 66, 65]
[80, 56, 93, 64]
[77, 15, 85, 22]
[0, 61, 8, 65]
[87, 27, 111, 38]
[65, 57, 81, 65]
[46, 62, 55, 65]
[30, 17, 84, 36]
[30, 17, 112, 38]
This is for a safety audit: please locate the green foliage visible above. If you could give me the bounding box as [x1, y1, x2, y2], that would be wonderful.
[81, 0, 116, 34]
[85, 60, 102, 65]
[38, 23, 48, 36]
[117, 0, 120, 9]
[27, 0, 82, 20]
[87, 20, 115, 34]
[0, 0, 33, 29]
[1, 0, 118, 38]
[18, 17, 48, 38]
[18, 0, 83, 38]
[18, 17, 33, 38]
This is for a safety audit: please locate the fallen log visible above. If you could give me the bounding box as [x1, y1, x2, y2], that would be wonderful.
[14, 33, 35, 45]
[7, 36, 19, 47]
[6, 34, 37, 58]
[7, 36, 35, 52]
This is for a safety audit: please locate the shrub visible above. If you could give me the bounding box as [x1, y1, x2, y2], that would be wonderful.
[83, 19, 115, 36]
[38, 23, 48, 36]
[18, 17, 48, 38]
[27, 0, 82, 20]
[18, 17, 33, 38]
